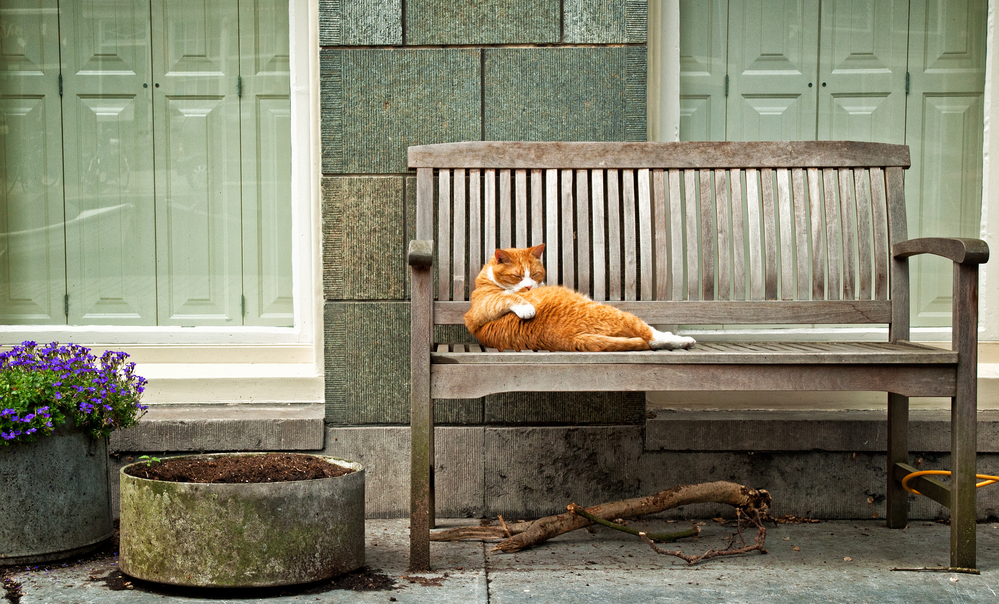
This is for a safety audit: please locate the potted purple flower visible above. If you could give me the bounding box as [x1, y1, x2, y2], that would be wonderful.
[0, 341, 148, 565]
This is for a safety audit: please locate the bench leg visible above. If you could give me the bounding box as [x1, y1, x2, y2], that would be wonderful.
[951, 390, 977, 569]
[886, 392, 909, 529]
[410, 387, 434, 572]
[950, 261, 978, 570]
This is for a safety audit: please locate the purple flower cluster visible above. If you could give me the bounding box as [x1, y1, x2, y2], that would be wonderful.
[0, 341, 148, 445]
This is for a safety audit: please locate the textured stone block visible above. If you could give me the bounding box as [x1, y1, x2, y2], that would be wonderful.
[646, 410, 999, 452]
[323, 426, 484, 518]
[323, 176, 406, 300]
[318, 0, 401, 45]
[324, 301, 482, 424]
[483, 47, 647, 142]
[484, 426, 643, 517]
[321, 49, 482, 174]
[485, 391, 645, 425]
[564, 0, 647, 43]
[325, 302, 411, 424]
[406, 0, 558, 44]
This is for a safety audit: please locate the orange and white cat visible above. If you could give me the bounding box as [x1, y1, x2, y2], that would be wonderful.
[464, 244, 696, 352]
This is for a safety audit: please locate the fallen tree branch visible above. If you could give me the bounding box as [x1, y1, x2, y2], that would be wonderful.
[640, 507, 767, 565]
[567, 503, 700, 542]
[429, 521, 533, 542]
[491, 481, 770, 553]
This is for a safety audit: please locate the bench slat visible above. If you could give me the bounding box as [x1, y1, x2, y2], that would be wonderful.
[593, 169, 607, 299]
[761, 168, 778, 300]
[669, 169, 685, 300]
[714, 169, 731, 300]
[438, 169, 451, 301]
[791, 168, 810, 299]
[839, 168, 858, 300]
[730, 169, 747, 300]
[452, 169, 466, 300]
[623, 169, 638, 300]
[546, 169, 560, 285]
[639, 169, 655, 301]
[745, 169, 763, 300]
[499, 169, 512, 249]
[531, 169, 544, 245]
[561, 169, 575, 289]
[777, 169, 794, 299]
[431, 365, 955, 400]
[807, 168, 824, 300]
[684, 169, 699, 300]
[698, 169, 715, 300]
[577, 169, 591, 295]
[409, 141, 912, 169]
[515, 169, 528, 248]
[468, 170, 482, 293]
[607, 170, 623, 300]
[654, 169, 670, 300]
[823, 168, 842, 300]
[870, 167, 890, 301]
[430, 340, 955, 365]
[484, 169, 497, 260]
[430, 300, 893, 325]
[854, 168, 873, 301]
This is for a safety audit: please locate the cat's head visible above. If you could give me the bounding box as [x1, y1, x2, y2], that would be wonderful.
[486, 244, 546, 292]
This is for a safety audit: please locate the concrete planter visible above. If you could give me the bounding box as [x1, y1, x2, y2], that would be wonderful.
[0, 427, 113, 565]
[119, 453, 364, 587]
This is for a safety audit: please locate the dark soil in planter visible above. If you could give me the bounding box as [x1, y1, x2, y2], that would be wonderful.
[123, 453, 354, 483]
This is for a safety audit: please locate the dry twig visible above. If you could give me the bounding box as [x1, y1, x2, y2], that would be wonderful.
[639, 508, 768, 565]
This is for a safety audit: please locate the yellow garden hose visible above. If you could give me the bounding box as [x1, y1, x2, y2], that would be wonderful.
[901, 470, 999, 496]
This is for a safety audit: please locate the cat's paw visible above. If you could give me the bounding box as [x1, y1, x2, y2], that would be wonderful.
[649, 331, 695, 351]
[510, 302, 536, 320]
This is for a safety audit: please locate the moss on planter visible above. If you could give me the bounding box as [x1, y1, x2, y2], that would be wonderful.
[119, 454, 364, 588]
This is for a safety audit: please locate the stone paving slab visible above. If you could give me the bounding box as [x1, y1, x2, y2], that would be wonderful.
[6, 519, 999, 603]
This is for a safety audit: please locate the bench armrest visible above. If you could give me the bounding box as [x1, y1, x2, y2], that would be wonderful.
[408, 240, 434, 268]
[892, 237, 989, 265]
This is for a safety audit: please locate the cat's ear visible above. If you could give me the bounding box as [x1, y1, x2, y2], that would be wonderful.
[529, 244, 545, 259]
[494, 249, 513, 264]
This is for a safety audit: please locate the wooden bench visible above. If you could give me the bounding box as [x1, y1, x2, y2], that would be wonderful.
[406, 141, 990, 572]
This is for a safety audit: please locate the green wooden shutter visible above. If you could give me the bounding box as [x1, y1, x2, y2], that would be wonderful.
[905, 0, 987, 326]
[0, 0, 66, 324]
[239, 0, 293, 327]
[151, 0, 244, 326]
[61, 0, 158, 325]
[725, 0, 819, 141]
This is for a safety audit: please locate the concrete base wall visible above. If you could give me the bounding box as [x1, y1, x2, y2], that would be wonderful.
[109, 410, 999, 522]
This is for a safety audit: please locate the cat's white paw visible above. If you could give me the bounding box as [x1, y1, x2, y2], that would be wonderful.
[510, 303, 536, 320]
[649, 330, 695, 351]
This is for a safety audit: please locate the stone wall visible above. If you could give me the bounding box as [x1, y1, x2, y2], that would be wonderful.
[319, 0, 649, 428]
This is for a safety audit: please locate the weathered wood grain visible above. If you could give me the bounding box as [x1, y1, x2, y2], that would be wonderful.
[409, 141, 912, 169]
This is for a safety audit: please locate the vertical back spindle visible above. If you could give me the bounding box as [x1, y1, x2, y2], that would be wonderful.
[592, 170, 607, 300]
[453, 169, 466, 300]
[438, 169, 452, 301]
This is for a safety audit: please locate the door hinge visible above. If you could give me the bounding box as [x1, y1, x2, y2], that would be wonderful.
[64, 293, 69, 317]
[241, 294, 246, 317]
[905, 72, 910, 95]
[58, 74, 63, 96]
[724, 75, 729, 97]
[237, 75, 243, 98]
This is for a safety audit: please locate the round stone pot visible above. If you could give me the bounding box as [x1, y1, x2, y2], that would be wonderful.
[0, 427, 113, 565]
[119, 453, 364, 588]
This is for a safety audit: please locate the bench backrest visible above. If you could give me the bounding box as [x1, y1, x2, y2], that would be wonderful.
[409, 141, 911, 332]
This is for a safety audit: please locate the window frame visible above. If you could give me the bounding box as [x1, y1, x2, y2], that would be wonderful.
[0, 0, 323, 405]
